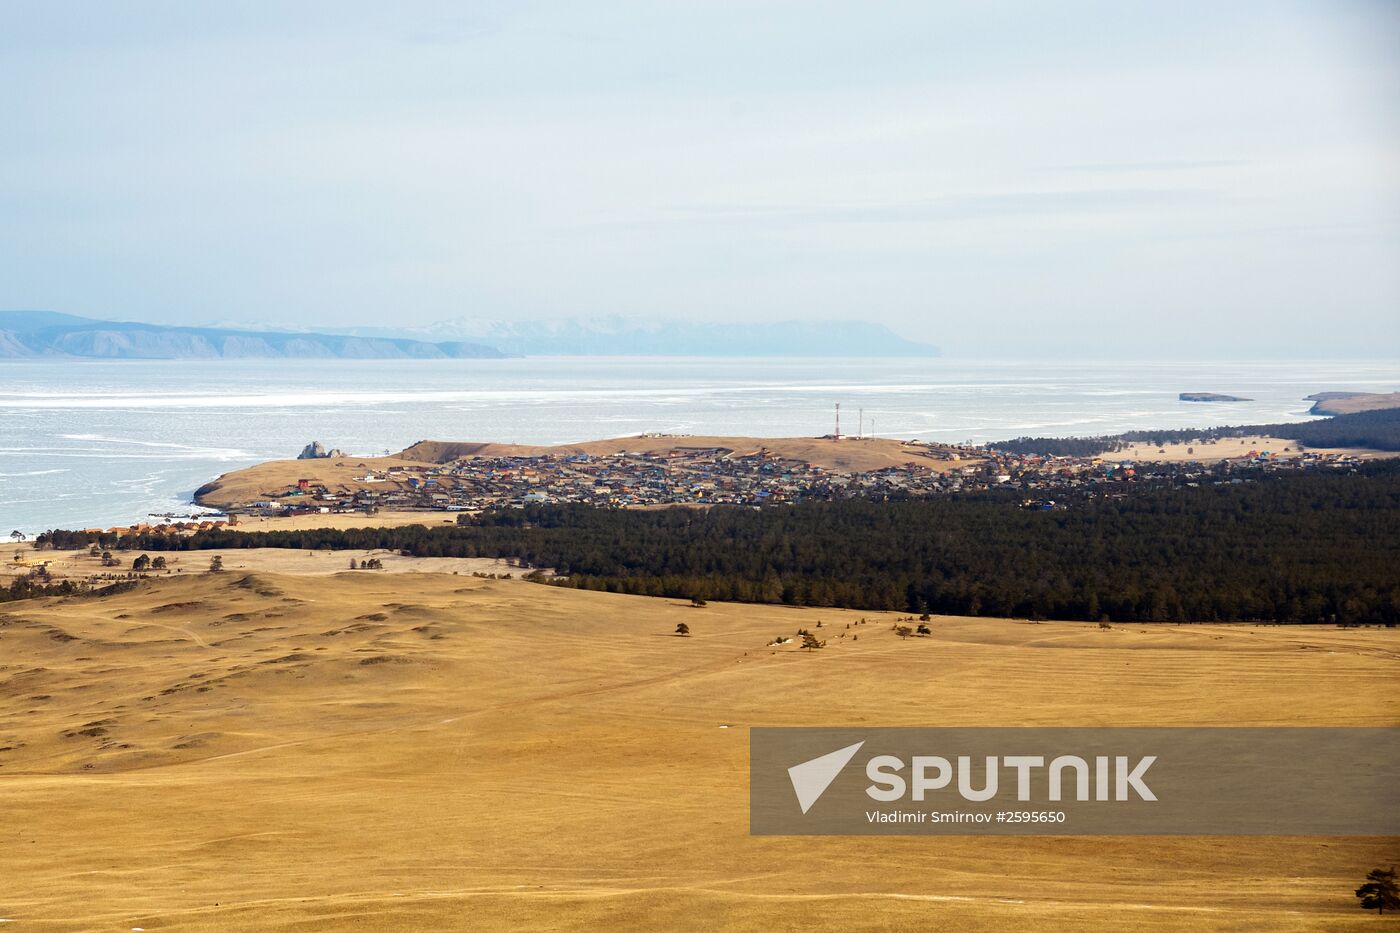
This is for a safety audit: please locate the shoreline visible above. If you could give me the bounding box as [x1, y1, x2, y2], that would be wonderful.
[7, 359, 1398, 535]
[12, 434, 1394, 539]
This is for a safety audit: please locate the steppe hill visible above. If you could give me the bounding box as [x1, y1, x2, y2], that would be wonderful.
[1306, 391, 1400, 415]
[194, 435, 979, 510]
[1, 566, 1397, 930]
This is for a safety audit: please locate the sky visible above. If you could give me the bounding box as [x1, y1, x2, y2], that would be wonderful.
[1, 0, 1398, 358]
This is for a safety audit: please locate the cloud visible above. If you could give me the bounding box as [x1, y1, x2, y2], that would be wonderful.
[1053, 160, 1252, 173]
[0, 0, 1396, 357]
[633, 188, 1225, 228]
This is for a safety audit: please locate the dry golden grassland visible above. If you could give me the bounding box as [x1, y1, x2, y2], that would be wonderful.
[2, 545, 518, 582]
[0, 571, 1396, 930]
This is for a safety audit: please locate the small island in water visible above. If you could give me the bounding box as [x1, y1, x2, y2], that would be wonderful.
[1179, 392, 1253, 402]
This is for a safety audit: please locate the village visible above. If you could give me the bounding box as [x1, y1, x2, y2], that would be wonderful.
[38, 435, 1371, 542]
[213, 438, 1366, 524]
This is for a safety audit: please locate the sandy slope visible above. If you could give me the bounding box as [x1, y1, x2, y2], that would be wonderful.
[396, 434, 970, 471]
[0, 573, 1396, 930]
[1112, 435, 1390, 464]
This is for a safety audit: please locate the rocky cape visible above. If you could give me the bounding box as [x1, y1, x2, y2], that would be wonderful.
[298, 441, 346, 460]
[1305, 391, 1400, 416]
[0, 310, 507, 360]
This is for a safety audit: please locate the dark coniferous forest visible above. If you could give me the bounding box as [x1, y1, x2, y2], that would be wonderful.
[31, 459, 1400, 624]
[990, 407, 1400, 457]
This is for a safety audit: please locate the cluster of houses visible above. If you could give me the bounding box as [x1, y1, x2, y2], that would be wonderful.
[985, 446, 1366, 507]
[85, 518, 235, 537]
[283, 448, 871, 513]
[224, 441, 1369, 520]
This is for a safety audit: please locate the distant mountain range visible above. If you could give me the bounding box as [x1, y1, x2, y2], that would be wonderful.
[0, 311, 505, 360]
[333, 316, 940, 357]
[0, 311, 938, 360]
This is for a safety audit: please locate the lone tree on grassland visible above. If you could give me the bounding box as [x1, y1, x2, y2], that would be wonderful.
[801, 632, 823, 651]
[208, 555, 224, 573]
[675, 622, 690, 636]
[10, 530, 25, 543]
[1357, 866, 1400, 915]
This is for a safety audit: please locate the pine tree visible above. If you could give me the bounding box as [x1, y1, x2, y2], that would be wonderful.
[1356, 866, 1400, 915]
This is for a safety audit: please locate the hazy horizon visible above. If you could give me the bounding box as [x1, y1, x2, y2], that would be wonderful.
[2, 1, 1398, 359]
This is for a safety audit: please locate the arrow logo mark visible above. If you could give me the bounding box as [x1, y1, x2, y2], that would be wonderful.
[787, 741, 865, 814]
